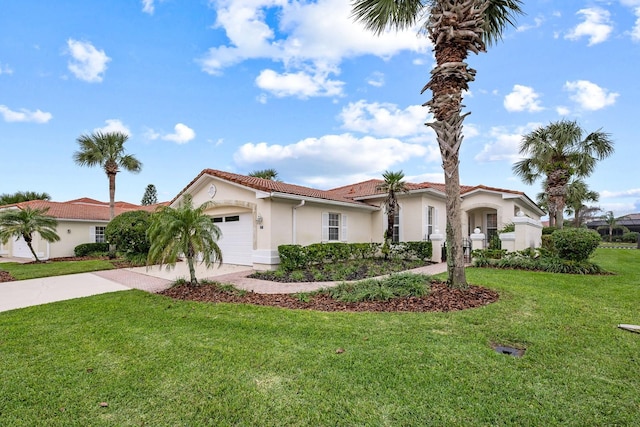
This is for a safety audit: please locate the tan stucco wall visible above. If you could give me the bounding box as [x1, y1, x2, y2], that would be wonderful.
[2, 220, 109, 260]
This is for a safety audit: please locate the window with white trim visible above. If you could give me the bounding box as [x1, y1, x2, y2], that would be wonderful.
[392, 212, 400, 243]
[95, 226, 106, 243]
[486, 213, 498, 241]
[322, 212, 347, 242]
[426, 205, 437, 238]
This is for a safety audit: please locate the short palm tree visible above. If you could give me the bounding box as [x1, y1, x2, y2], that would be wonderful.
[0, 191, 52, 205]
[564, 179, 600, 227]
[73, 131, 143, 220]
[513, 120, 613, 229]
[353, 0, 524, 288]
[377, 170, 408, 243]
[147, 195, 223, 285]
[249, 168, 280, 181]
[0, 207, 60, 262]
[600, 211, 619, 242]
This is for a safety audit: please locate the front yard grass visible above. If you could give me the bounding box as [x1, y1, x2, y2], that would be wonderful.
[0, 249, 638, 425]
[0, 259, 116, 280]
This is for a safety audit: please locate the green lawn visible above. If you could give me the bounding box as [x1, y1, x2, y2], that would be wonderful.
[0, 249, 638, 426]
[0, 260, 115, 280]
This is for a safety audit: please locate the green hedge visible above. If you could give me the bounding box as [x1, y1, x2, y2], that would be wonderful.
[277, 241, 433, 271]
[74, 242, 110, 257]
[551, 228, 601, 262]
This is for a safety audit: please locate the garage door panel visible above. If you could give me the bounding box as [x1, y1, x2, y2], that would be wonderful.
[214, 213, 253, 266]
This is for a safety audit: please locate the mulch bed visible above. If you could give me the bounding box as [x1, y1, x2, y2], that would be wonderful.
[0, 270, 16, 282]
[159, 281, 499, 312]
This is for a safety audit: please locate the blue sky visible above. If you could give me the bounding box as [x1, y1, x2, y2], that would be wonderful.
[1, 0, 638, 216]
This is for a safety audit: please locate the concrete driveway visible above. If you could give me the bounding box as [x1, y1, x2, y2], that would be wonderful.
[0, 261, 253, 313]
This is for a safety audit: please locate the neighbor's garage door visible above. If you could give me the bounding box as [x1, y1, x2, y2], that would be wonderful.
[212, 213, 253, 266]
[12, 236, 33, 258]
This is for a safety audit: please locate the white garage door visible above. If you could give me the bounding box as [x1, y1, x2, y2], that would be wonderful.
[212, 213, 253, 266]
[12, 236, 33, 258]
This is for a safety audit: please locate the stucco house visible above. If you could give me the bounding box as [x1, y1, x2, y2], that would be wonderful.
[0, 198, 159, 260]
[171, 169, 545, 270]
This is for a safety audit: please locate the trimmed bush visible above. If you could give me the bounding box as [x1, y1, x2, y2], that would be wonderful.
[105, 210, 152, 259]
[74, 242, 110, 257]
[278, 245, 307, 271]
[551, 228, 601, 262]
[542, 226, 557, 235]
[621, 232, 639, 243]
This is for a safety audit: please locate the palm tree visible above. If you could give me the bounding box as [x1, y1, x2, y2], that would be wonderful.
[249, 168, 280, 181]
[73, 131, 143, 220]
[564, 179, 599, 227]
[352, 0, 524, 288]
[0, 191, 51, 205]
[513, 120, 613, 230]
[0, 206, 60, 262]
[600, 211, 619, 242]
[376, 170, 408, 243]
[147, 195, 223, 285]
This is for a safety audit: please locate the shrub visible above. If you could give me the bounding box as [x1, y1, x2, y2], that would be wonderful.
[551, 228, 601, 262]
[74, 242, 110, 257]
[542, 226, 557, 235]
[327, 273, 430, 302]
[105, 211, 152, 259]
[472, 249, 507, 260]
[278, 245, 307, 271]
[402, 241, 433, 261]
[621, 232, 639, 243]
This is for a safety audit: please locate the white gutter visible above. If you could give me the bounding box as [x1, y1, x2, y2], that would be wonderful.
[292, 200, 305, 244]
[268, 192, 379, 211]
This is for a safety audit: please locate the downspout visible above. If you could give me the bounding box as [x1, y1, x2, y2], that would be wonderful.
[292, 200, 305, 244]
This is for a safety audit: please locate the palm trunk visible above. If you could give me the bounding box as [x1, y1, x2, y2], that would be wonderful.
[23, 233, 40, 262]
[107, 172, 117, 257]
[187, 255, 197, 285]
[423, 0, 485, 289]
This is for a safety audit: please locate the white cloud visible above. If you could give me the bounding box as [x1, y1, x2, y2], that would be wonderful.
[564, 80, 619, 111]
[631, 7, 640, 41]
[66, 39, 111, 83]
[366, 72, 385, 88]
[517, 16, 544, 32]
[504, 85, 544, 112]
[556, 106, 571, 116]
[0, 105, 52, 123]
[94, 119, 131, 136]
[0, 62, 13, 75]
[339, 100, 432, 139]
[474, 123, 541, 163]
[233, 133, 428, 187]
[199, 0, 428, 98]
[600, 188, 640, 198]
[142, 0, 155, 14]
[146, 123, 196, 144]
[565, 8, 613, 45]
[255, 68, 344, 98]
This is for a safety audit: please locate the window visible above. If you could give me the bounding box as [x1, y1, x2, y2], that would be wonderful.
[95, 226, 106, 243]
[322, 213, 347, 242]
[392, 212, 400, 243]
[212, 217, 223, 223]
[225, 215, 240, 222]
[426, 206, 436, 238]
[486, 213, 498, 241]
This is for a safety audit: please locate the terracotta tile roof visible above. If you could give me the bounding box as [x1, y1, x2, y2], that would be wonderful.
[0, 199, 161, 221]
[326, 179, 484, 199]
[173, 169, 373, 206]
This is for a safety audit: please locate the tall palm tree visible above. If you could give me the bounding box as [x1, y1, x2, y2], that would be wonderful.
[249, 168, 280, 181]
[376, 170, 408, 243]
[513, 120, 613, 229]
[73, 131, 143, 220]
[564, 179, 599, 227]
[0, 206, 60, 262]
[147, 195, 223, 285]
[352, 0, 523, 288]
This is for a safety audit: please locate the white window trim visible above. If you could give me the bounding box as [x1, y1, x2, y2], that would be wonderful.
[322, 212, 348, 242]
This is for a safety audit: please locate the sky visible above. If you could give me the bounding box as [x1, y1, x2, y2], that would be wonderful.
[1, 0, 639, 217]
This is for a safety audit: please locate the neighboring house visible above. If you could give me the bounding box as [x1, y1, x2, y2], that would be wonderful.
[171, 169, 545, 270]
[0, 198, 161, 260]
[586, 213, 640, 237]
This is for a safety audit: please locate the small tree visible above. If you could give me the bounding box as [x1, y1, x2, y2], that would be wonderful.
[147, 195, 223, 285]
[105, 210, 152, 259]
[551, 228, 601, 262]
[0, 207, 60, 262]
[141, 184, 158, 206]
